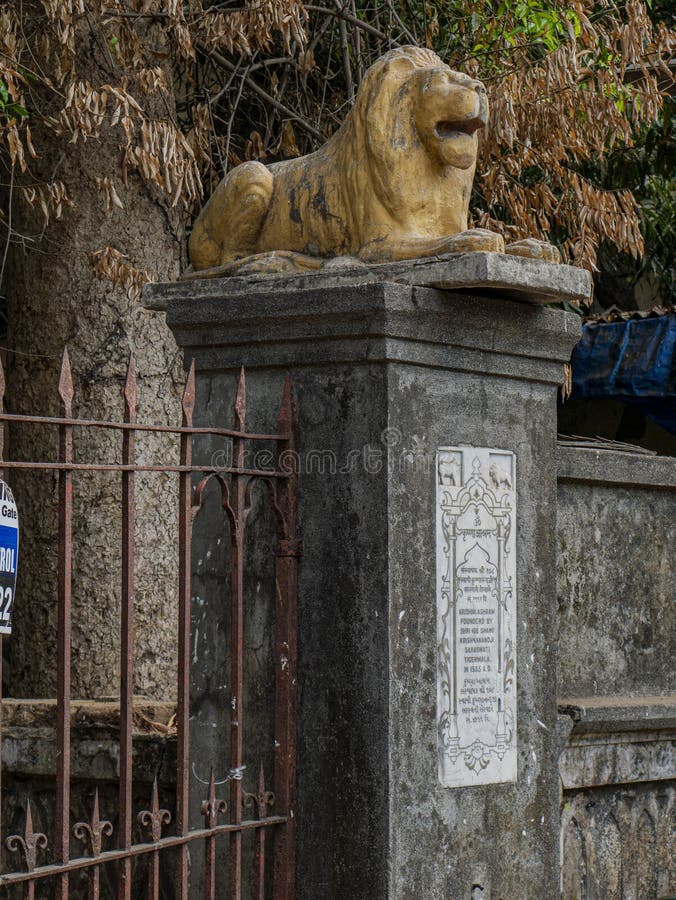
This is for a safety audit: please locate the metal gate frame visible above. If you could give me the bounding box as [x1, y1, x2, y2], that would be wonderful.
[0, 352, 299, 899]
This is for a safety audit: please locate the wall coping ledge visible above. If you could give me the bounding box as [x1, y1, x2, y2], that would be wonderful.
[557, 444, 676, 488]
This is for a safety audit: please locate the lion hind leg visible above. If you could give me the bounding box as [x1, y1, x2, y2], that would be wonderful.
[189, 162, 274, 271]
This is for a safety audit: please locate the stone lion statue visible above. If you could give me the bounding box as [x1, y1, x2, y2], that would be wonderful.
[189, 46, 559, 275]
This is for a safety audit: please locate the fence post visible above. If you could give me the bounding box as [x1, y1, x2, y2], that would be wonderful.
[118, 355, 136, 900]
[55, 348, 74, 900]
[176, 360, 195, 899]
[273, 375, 299, 900]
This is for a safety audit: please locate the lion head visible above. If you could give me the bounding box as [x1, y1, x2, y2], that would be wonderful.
[410, 65, 487, 170]
[336, 46, 488, 246]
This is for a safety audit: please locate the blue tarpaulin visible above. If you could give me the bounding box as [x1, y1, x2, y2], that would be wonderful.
[569, 314, 676, 434]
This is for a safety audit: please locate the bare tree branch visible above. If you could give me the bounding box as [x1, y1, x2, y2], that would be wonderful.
[205, 47, 325, 141]
[305, 5, 390, 42]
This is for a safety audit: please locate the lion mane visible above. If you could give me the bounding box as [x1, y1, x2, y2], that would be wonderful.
[336, 46, 481, 255]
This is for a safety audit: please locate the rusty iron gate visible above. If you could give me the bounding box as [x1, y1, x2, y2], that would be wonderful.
[0, 352, 298, 899]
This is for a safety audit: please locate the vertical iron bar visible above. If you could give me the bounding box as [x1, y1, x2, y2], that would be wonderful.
[244, 763, 273, 900]
[203, 770, 217, 900]
[254, 825, 265, 900]
[56, 348, 74, 900]
[177, 361, 195, 899]
[94, 791, 108, 900]
[204, 833, 216, 900]
[119, 356, 137, 900]
[273, 376, 299, 900]
[89, 864, 100, 900]
[146, 786, 161, 900]
[254, 765, 266, 900]
[228, 368, 246, 900]
[201, 767, 225, 900]
[148, 851, 160, 900]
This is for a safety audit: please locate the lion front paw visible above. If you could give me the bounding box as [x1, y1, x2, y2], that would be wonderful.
[505, 238, 561, 264]
[444, 229, 505, 254]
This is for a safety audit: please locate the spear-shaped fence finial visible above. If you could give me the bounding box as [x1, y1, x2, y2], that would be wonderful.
[243, 761, 275, 819]
[201, 767, 227, 828]
[182, 359, 196, 428]
[123, 354, 137, 421]
[6, 799, 48, 872]
[234, 366, 246, 432]
[138, 778, 171, 843]
[73, 788, 113, 857]
[58, 347, 74, 418]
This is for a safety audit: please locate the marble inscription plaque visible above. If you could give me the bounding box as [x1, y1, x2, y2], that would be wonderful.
[436, 447, 517, 787]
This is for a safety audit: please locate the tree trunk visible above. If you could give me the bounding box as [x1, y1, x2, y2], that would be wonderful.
[5, 20, 184, 701]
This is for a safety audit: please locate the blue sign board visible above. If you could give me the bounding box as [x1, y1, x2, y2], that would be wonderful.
[0, 481, 18, 635]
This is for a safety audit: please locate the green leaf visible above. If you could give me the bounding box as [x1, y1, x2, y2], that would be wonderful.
[18, 67, 38, 83]
[7, 103, 29, 119]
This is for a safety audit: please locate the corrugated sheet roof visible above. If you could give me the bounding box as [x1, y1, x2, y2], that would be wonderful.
[584, 305, 676, 324]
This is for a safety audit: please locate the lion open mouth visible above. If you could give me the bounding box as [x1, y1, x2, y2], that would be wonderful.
[435, 116, 484, 140]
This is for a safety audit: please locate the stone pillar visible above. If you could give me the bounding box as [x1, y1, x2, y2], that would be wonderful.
[155, 255, 584, 899]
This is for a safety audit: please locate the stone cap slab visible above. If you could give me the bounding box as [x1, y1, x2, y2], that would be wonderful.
[145, 251, 591, 310]
[162, 280, 581, 385]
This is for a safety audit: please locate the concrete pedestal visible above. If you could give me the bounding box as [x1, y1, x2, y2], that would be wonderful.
[158, 263, 582, 899]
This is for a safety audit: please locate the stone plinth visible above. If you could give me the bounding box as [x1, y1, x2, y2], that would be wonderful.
[156, 259, 583, 900]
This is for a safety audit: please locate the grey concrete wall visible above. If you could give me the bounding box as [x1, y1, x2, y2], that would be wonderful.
[556, 446, 676, 899]
[557, 447, 675, 699]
